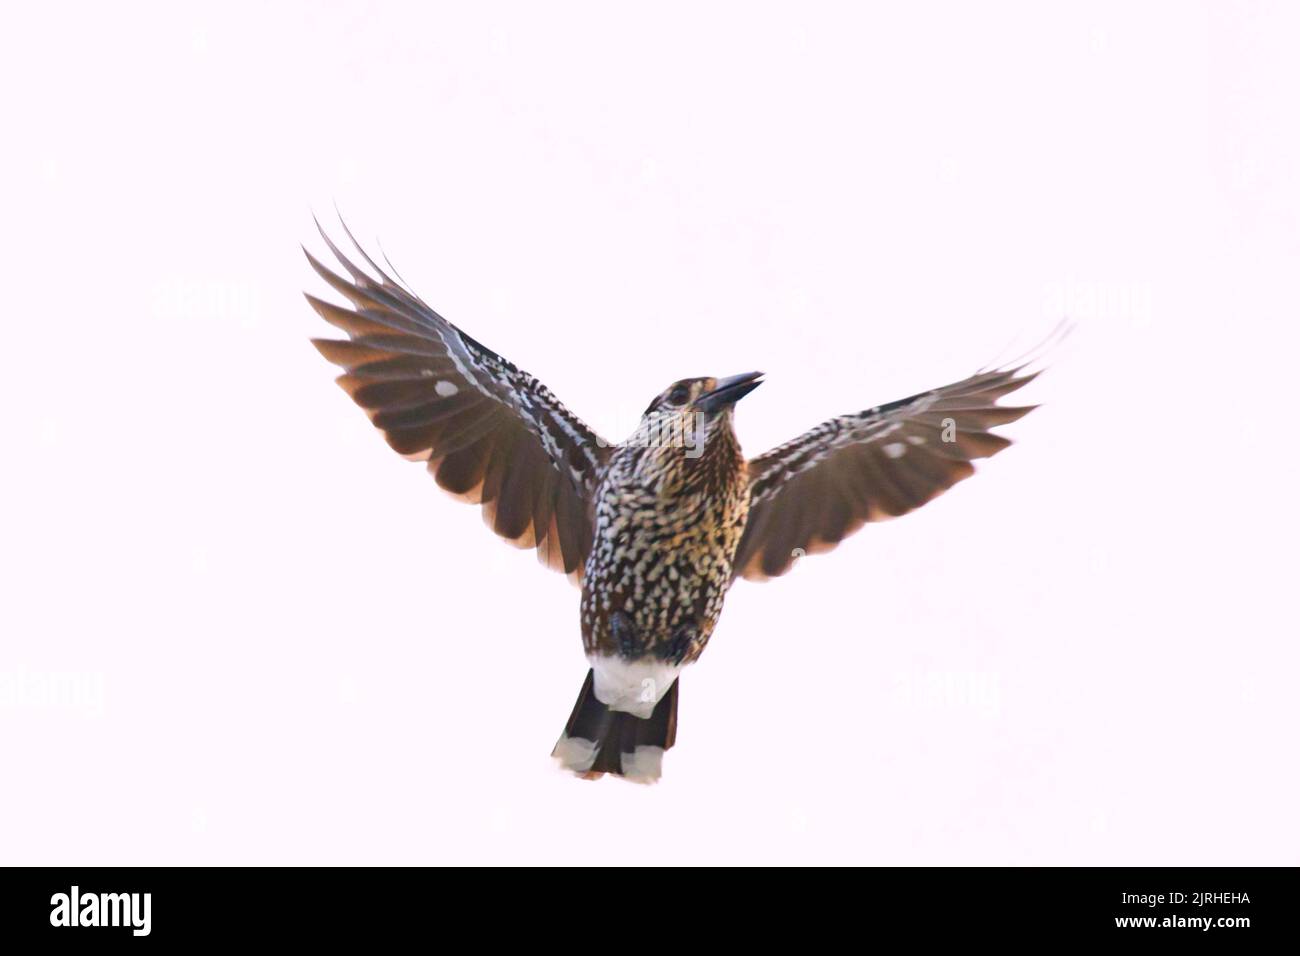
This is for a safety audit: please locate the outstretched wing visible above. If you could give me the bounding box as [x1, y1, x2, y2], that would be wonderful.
[305, 222, 611, 582]
[732, 365, 1039, 581]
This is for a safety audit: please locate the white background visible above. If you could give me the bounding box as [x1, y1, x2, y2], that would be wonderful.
[2, 2, 1297, 865]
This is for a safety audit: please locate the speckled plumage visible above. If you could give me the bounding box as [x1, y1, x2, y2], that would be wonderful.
[581, 393, 751, 667]
[304, 221, 1045, 783]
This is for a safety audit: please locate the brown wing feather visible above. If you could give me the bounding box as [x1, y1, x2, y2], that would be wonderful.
[734, 366, 1038, 581]
[306, 222, 611, 582]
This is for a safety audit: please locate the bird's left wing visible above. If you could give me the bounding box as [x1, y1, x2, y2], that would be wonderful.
[732, 365, 1038, 581]
[305, 223, 612, 582]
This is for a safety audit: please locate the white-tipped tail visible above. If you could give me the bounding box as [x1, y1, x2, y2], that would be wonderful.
[555, 669, 679, 781]
[619, 745, 665, 784]
[551, 733, 599, 774]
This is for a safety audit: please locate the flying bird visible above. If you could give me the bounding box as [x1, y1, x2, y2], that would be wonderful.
[304, 222, 1043, 783]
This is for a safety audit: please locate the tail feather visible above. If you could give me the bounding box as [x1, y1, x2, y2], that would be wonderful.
[552, 669, 678, 783]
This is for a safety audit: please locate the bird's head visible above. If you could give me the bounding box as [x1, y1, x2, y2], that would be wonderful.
[641, 372, 764, 419]
[625, 372, 763, 475]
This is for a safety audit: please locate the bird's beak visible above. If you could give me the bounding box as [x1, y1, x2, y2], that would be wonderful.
[695, 371, 764, 413]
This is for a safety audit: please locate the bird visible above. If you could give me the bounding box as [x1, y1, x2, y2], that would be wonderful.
[304, 220, 1044, 783]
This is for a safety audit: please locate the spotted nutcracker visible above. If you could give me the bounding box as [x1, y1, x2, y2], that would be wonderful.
[305, 222, 1042, 783]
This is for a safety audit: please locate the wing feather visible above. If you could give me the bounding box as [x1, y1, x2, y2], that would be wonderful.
[734, 364, 1040, 581]
[306, 222, 610, 581]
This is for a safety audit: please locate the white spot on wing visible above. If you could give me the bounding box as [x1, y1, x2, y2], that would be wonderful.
[434, 380, 459, 397]
[883, 441, 907, 459]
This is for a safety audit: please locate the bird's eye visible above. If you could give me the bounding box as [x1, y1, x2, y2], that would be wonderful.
[667, 385, 691, 405]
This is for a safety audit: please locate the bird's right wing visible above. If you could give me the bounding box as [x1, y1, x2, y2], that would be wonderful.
[732, 365, 1039, 581]
[306, 223, 612, 582]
